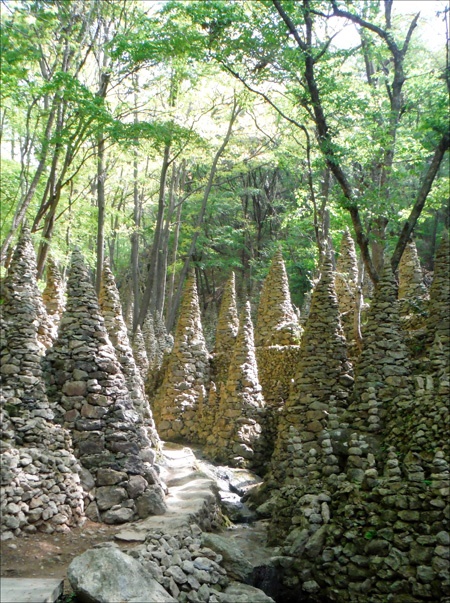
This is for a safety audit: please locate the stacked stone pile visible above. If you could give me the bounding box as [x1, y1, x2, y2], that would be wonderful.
[155, 310, 174, 363]
[153, 272, 210, 443]
[0, 229, 84, 536]
[211, 272, 239, 387]
[205, 302, 265, 469]
[398, 239, 428, 303]
[346, 263, 413, 437]
[270, 253, 353, 485]
[142, 312, 158, 369]
[255, 249, 301, 348]
[426, 230, 450, 354]
[335, 228, 359, 353]
[254, 251, 302, 464]
[131, 326, 150, 380]
[99, 262, 160, 449]
[44, 250, 166, 525]
[42, 255, 66, 328]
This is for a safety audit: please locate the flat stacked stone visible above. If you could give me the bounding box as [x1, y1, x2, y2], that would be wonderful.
[142, 312, 158, 370]
[255, 251, 303, 466]
[44, 250, 166, 525]
[398, 239, 428, 302]
[152, 272, 210, 443]
[426, 230, 450, 353]
[345, 263, 413, 436]
[205, 302, 265, 469]
[154, 310, 174, 365]
[0, 230, 84, 536]
[211, 272, 239, 386]
[99, 262, 160, 449]
[131, 326, 149, 381]
[42, 255, 66, 328]
[335, 228, 358, 352]
[270, 252, 353, 485]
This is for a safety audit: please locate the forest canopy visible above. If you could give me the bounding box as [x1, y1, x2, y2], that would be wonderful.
[1, 0, 448, 328]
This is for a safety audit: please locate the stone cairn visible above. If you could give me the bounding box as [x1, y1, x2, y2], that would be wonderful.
[131, 325, 149, 381]
[0, 229, 84, 536]
[99, 262, 160, 449]
[426, 230, 450, 354]
[142, 312, 158, 370]
[398, 239, 428, 303]
[335, 228, 359, 356]
[270, 252, 353, 487]
[345, 263, 413, 438]
[44, 250, 167, 525]
[42, 255, 66, 329]
[205, 301, 265, 470]
[145, 310, 174, 400]
[152, 271, 210, 443]
[211, 272, 239, 386]
[255, 250, 303, 464]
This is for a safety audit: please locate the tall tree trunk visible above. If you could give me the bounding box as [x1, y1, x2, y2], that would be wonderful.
[166, 161, 186, 326]
[166, 98, 241, 332]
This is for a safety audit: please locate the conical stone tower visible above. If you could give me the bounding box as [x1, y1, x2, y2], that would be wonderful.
[345, 263, 413, 436]
[205, 302, 265, 469]
[99, 262, 160, 449]
[42, 255, 66, 328]
[255, 251, 303, 463]
[335, 228, 359, 352]
[398, 239, 428, 302]
[152, 271, 210, 442]
[0, 229, 84, 535]
[45, 250, 166, 525]
[426, 231, 450, 353]
[131, 326, 149, 380]
[212, 272, 239, 386]
[270, 252, 353, 485]
[255, 249, 301, 347]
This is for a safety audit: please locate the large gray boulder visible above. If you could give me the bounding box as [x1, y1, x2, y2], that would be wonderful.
[201, 532, 254, 583]
[67, 548, 176, 603]
[221, 582, 276, 602]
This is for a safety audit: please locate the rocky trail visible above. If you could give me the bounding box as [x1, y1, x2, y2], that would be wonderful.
[1, 442, 278, 602]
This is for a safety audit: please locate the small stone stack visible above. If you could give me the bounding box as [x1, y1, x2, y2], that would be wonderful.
[426, 231, 450, 354]
[131, 326, 150, 381]
[398, 239, 428, 302]
[255, 251, 303, 463]
[346, 263, 413, 437]
[335, 228, 359, 352]
[0, 230, 84, 536]
[42, 255, 66, 329]
[44, 250, 167, 525]
[152, 272, 210, 443]
[99, 262, 160, 449]
[154, 311, 174, 364]
[142, 312, 158, 370]
[205, 302, 265, 469]
[211, 272, 239, 386]
[255, 249, 301, 348]
[270, 253, 353, 485]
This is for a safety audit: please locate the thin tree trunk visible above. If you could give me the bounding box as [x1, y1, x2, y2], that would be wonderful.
[166, 98, 241, 332]
[166, 162, 186, 326]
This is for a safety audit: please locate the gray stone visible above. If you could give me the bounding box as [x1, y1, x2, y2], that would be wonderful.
[201, 533, 253, 582]
[102, 507, 134, 524]
[220, 582, 276, 602]
[96, 486, 128, 511]
[135, 486, 167, 518]
[68, 548, 177, 602]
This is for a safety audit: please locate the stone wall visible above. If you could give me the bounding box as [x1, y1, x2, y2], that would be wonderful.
[205, 302, 265, 470]
[152, 272, 210, 443]
[44, 250, 166, 525]
[1, 229, 84, 536]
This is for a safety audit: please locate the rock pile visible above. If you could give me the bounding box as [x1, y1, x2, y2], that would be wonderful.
[44, 250, 166, 525]
[0, 229, 84, 536]
[42, 255, 66, 328]
[255, 251, 302, 465]
[211, 272, 239, 387]
[270, 253, 353, 485]
[346, 263, 413, 436]
[335, 228, 359, 351]
[398, 239, 428, 303]
[205, 302, 265, 469]
[99, 262, 160, 449]
[131, 325, 150, 380]
[255, 249, 301, 347]
[426, 230, 450, 353]
[153, 272, 210, 443]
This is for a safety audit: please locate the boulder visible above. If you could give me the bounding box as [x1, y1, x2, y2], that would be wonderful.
[201, 533, 254, 583]
[220, 581, 276, 602]
[67, 547, 177, 602]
